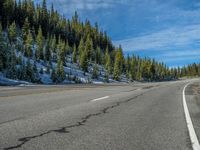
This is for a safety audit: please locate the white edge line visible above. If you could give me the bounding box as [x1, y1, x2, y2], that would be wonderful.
[183, 82, 200, 150]
[91, 96, 109, 102]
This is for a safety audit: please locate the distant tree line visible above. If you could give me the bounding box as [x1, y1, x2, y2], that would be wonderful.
[170, 64, 200, 78]
[0, 0, 191, 83]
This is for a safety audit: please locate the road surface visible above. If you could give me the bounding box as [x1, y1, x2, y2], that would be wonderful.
[0, 80, 199, 150]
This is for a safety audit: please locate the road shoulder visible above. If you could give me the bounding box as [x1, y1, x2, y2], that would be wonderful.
[185, 82, 200, 148]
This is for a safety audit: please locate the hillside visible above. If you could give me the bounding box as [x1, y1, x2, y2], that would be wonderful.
[0, 0, 189, 85]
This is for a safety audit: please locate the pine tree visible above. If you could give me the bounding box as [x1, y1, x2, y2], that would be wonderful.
[96, 46, 101, 64]
[41, 0, 48, 36]
[80, 49, 88, 73]
[57, 38, 66, 64]
[26, 0, 35, 26]
[45, 38, 51, 62]
[92, 62, 99, 79]
[0, 23, 4, 71]
[8, 22, 17, 43]
[56, 58, 65, 83]
[113, 47, 124, 81]
[35, 26, 43, 61]
[24, 30, 33, 57]
[85, 35, 93, 61]
[78, 38, 84, 62]
[33, 61, 40, 83]
[2, 0, 15, 27]
[17, 60, 26, 80]
[72, 44, 77, 63]
[51, 35, 56, 53]
[105, 47, 111, 80]
[51, 35, 57, 61]
[0, 58, 4, 72]
[33, 60, 38, 74]
[26, 59, 34, 82]
[130, 57, 136, 80]
[136, 61, 142, 81]
[6, 46, 17, 79]
[22, 18, 30, 43]
[150, 60, 156, 81]
[105, 48, 111, 74]
[64, 41, 70, 56]
[125, 54, 131, 79]
[118, 45, 124, 73]
[113, 51, 121, 81]
[0, 1, 4, 23]
[142, 60, 151, 80]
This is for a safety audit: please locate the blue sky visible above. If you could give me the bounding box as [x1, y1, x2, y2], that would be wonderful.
[35, 0, 200, 67]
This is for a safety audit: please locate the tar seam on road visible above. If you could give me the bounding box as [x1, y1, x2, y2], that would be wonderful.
[3, 91, 146, 150]
[90, 96, 109, 102]
[183, 82, 200, 150]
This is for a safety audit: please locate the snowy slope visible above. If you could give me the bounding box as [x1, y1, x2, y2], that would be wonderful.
[0, 73, 30, 86]
[2, 41, 129, 85]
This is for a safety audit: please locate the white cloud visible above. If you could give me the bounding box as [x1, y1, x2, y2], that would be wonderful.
[161, 55, 200, 63]
[36, 0, 128, 12]
[114, 24, 200, 51]
[163, 49, 200, 57]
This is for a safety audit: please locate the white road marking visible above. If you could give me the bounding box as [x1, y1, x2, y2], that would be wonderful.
[183, 82, 200, 150]
[91, 96, 109, 102]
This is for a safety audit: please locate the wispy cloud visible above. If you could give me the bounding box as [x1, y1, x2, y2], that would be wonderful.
[163, 49, 200, 57]
[160, 55, 200, 64]
[114, 24, 200, 51]
[35, 0, 127, 12]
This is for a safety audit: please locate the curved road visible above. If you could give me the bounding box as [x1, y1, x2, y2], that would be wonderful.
[0, 80, 199, 150]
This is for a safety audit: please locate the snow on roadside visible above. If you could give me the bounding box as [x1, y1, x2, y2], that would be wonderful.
[0, 73, 30, 86]
[8, 51, 129, 85]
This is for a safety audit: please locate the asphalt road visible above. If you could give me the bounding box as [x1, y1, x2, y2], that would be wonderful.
[0, 80, 198, 150]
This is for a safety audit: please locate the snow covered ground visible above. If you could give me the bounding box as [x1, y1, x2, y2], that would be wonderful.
[1, 47, 129, 85]
[0, 73, 30, 86]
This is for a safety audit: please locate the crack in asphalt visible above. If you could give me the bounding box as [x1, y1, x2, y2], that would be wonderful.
[0, 117, 24, 125]
[3, 92, 145, 150]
